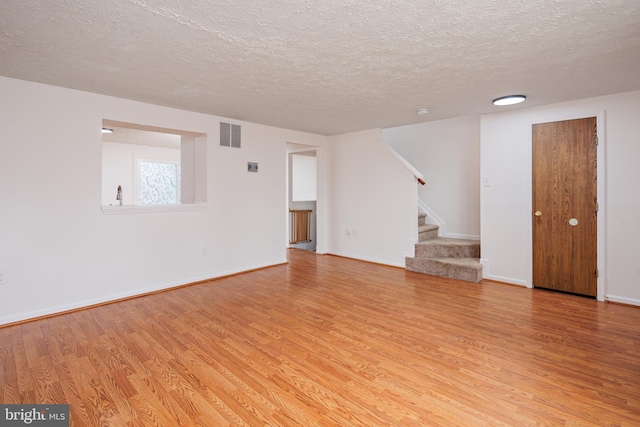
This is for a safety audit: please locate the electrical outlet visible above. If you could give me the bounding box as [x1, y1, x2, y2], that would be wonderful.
[0, 270, 7, 286]
[201, 246, 208, 256]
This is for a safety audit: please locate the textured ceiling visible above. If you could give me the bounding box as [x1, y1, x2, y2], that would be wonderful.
[1, 0, 639, 135]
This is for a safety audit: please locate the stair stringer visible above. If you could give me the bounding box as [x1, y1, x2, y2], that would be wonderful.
[418, 199, 480, 241]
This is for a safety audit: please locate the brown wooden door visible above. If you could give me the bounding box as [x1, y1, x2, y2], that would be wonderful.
[532, 117, 597, 297]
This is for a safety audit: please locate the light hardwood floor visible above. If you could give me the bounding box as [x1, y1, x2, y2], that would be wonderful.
[1, 249, 639, 426]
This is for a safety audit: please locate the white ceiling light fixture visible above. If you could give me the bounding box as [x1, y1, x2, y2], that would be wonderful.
[102, 127, 113, 134]
[492, 95, 526, 106]
[417, 108, 429, 115]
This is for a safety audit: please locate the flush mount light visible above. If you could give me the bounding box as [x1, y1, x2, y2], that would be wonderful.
[417, 108, 429, 115]
[102, 127, 113, 134]
[492, 95, 526, 106]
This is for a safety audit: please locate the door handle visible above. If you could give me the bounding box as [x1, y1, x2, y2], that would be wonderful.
[534, 211, 542, 217]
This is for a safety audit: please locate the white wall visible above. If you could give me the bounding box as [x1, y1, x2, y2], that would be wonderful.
[327, 129, 418, 266]
[0, 76, 327, 325]
[291, 154, 317, 201]
[481, 90, 640, 305]
[383, 115, 481, 238]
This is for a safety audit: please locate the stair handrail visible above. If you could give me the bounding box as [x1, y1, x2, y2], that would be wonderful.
[379, 137, 425, 185]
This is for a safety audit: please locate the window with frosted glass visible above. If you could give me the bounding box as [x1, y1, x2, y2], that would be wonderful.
[139, 161, 181, 205]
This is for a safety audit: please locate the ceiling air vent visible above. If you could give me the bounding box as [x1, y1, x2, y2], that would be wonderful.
[220, 122, 241, 148]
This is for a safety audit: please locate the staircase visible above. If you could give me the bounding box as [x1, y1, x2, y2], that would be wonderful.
[406, 212, 482, 283]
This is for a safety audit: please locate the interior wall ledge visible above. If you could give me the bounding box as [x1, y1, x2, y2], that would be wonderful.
[101, 203, 208, 215]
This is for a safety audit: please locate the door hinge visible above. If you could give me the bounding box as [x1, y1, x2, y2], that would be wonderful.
[596, 269, 599, 278]
[595, 136, 599, 146]
[596, 202, 599, 212]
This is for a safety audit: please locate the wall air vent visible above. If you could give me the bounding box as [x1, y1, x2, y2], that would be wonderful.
[220, 122, 241, 148]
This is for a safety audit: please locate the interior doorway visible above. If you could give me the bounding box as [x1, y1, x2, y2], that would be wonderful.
[532, 117, 597, 297]
[288, 149, 317, 251]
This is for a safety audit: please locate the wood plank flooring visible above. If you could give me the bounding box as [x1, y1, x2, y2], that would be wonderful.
[1, 248, 639, 426]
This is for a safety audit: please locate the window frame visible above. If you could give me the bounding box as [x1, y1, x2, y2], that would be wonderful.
[134, 156, 182, 206]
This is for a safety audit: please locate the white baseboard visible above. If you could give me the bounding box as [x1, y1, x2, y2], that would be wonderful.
[444, 232, 481, 241]
[0, 259, 288, 326]
[480, 258, 528, 287]
[605, 295, 640, 307]
[482, 274, 528, 287]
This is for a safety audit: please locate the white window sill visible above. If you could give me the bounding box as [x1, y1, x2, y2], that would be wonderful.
[101, 203, 208, 215]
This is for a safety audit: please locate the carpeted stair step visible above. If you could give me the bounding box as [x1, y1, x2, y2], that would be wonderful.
[418, 211, 427, 226]
[405, 257, 482, 283]
[414, 238, 480, 258]
[408, 211, 482, 283]
[418, 224, 439, 241]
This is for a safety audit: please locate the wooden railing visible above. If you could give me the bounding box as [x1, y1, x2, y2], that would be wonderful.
[379, 137, 425, 185]
[289, 209, 312, 244]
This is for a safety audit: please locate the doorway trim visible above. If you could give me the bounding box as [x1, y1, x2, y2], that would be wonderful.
[525, 111, 606, 301]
